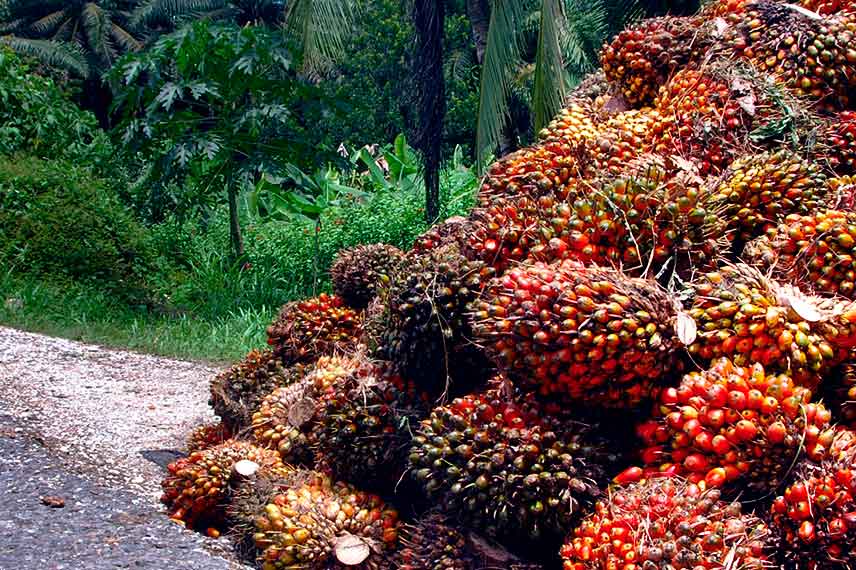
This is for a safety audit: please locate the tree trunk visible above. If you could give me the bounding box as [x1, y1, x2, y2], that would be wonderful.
[466, 0, 490, 64]
[227, 175, 245, 259]
[412, 0, 446, 223]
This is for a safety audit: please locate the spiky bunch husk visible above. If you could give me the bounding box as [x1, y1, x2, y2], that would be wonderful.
[251, 355, 357, 465]
[635, 358, 833, 495]
[266, 293, 362, 364]
[251, 472, 400, 570]
[376, 244, 494, 397]
[601, 15, 712, 107]
[561, 477, 773, 570]
[472, 260, 680, 408]
[186, 422, 233, 453]
[412, 216, 472, 253]
[330, 244, 404, 309]
[313, 362, 429, 488]
[725, 2, 856, 110]
[210, 348, 297, 430]
[709, 149, 829, 242]
[686, 263, 856, 383]
[409, 389, 619, 542]
[770, 428, 856, 569]
[160, 439, 291, 529]
[744, 210, 856, 299]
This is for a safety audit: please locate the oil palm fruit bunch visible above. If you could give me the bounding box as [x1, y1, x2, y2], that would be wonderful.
[546, 157, 726, 277]
[266, 293, 362, 365]
[652, 69, 751, 175]
[330, 244, 404, 309]
[251, 471, 400, 570]
[560, 477, 773, 570]
[601, 15, 712, 107]
[412, 216, 471, 253]
[709, 150, 829, 242]
[312, 361, 429, 488]
[588, 109, 662, 175]
[685, 263, 856, 383]
[186, 422, 232, 453]
[537, 101, 601, 144]
[210, 348, 296, 430]
[161, 439, 291, 529]
[409, 388, 620, 542]
[744, 209, 856, 299]
[770, 427, 856, 568]
[472, 260, 681, 408]
[376, 244, 494, 397]
[828, 175, 856, 210]
[801, 0, 856, 14]
[251, 355, 356, 465]
[822, 110, 856, 174]
[635, 358, 834, 495]
[565, 71, 613, 108]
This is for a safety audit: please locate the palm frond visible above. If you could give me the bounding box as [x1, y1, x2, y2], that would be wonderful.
[82, 2, 116, 64]
[29, 9, 68, 35]
[130, 0, 227, 29]
[475, 0, 529, 168]
[0, 36, 91, 77]
[0, 19, 27, 35]
[284, 0, 353, 76]
[111, 22, 143, 52]
[533, 0, 566, 131]
[444, 46, 475, 84]
[52, 16, 75, 41]
[561, 0, 606, 84]
[6, 0, 68, 19]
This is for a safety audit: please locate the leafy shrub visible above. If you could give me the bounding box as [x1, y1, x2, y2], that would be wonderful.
[0, 155, 152, 300]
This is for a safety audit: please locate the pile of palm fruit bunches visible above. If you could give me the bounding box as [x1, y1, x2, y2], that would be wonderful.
[161, 1, 856, 568]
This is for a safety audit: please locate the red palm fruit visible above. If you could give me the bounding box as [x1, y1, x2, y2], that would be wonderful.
[209, 348, 297, 430]
[186, 422, 232, 453]
[770, 428, 856, 569]
[561, 477, 773, 570]
[472, 260, 681, 408]
[702, 0, 753, 16]
[160, 439, 291, 530]
[251, 355, 356, 465]
[801, 0, 856, 14]
[744, 209, 856, 299]
[709, 149, 829, 241]
[330, 243, 404, 309]
[601, 15, 713, 107]
[250, 472, 400, 570]
[686, 263, 856, 383]
[409, 388, 619, 542]
[821, 111, 856, 174]
[266, 293, 362, 365]
[637, 358, 834, 495]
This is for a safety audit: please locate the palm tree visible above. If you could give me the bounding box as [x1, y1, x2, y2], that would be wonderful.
[0, 0, 143, 78]
[411, 0, 445, 223]
[474, 0, 641, 167]
[130, 0, 286, 28]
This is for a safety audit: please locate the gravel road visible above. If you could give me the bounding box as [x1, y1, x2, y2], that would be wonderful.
[0, 326, 250, 569]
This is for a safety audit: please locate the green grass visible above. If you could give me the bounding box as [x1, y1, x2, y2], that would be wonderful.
[0, 271, 272, 363]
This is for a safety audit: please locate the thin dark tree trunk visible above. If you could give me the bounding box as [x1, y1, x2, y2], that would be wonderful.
[466, 0, 490, 64]
[226, 174, 245, 259]
[412, 0, 445, 223]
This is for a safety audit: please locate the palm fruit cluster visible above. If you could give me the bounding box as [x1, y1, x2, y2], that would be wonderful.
[250, 472, 399, 570]
[330, 244, 404, 309]
[210, 348, 295, 430]
[560, 477, 773, 570]
[824, 111, 856, 173]
[312, 363, 428, 488]
[635, 358, 834, 495]
[411, 216, 471, 253]
[744, 209, 856, 299]
[537, 101, 600, 143]
[709, 150, 829, 242]
[161, 439, 291, 529]
[186, 422, 232, 453]
[685, 263, 856, 383]
[601, 16, 710, 107]
[375, 244, 494, 397]
[801, 0, 856, 14]
[770, 428, 856, 568]
[266, 293, 362, 364]
[251, 355, 355, 465]
[473, 260, 680, 408]
[409, 388, 619, 541]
